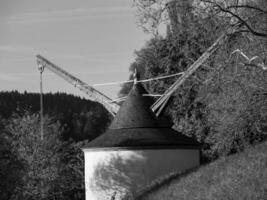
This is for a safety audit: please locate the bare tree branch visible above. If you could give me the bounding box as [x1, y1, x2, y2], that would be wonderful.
[226, 5, 267, 14]
[218, 5, 267, 37]
[200, 0, 267, 38]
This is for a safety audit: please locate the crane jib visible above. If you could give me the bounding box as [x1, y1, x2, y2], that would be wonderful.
[36, 24, 235, 118]
[36, 54, 119, 116]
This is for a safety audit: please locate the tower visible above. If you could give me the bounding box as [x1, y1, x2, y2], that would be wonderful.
[82, 82, 200, 200]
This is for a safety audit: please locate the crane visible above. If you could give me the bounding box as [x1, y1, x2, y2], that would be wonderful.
[36, 54, 120, 116]
[36, 25, 237, 120]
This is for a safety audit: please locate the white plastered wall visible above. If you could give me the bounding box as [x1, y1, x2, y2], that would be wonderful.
[83, 148, 199, 200]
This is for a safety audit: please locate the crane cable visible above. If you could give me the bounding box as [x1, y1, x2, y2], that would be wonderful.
[38, 64, 44, 140]
[92, 72, 184, 87]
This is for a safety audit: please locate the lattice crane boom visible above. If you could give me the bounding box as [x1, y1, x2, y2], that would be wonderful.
[36, 54, 120, 116]
[36, 25, 237, 118]
[151, 25, 238, 116]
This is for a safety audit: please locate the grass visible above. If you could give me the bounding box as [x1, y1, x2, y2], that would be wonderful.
[137, 141, 267, 200]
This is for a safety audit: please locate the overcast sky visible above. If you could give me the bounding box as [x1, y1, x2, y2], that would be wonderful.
[0, 0, 149, 99]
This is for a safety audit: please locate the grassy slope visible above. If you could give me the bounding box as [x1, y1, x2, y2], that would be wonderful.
[138, 141, 267, 200]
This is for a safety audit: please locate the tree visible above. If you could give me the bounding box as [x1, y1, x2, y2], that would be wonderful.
[121, 0, 267, 161]
[2, 112, 90, 200]
[199, 0, 267, 38]
[0, 116, 24, 200]
[199, 30, 267, 158]
[2, 113, 63, 199]
[133, 0, 267, 38]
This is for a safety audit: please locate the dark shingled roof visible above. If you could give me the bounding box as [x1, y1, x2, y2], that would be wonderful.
[83, 83, 199, 149]
[110, 83, 159, 129]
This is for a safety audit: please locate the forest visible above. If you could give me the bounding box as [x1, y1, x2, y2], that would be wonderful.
[0, 91, 111, 140]
[0, 91, 110, 200]
[1, 0, 267, 199]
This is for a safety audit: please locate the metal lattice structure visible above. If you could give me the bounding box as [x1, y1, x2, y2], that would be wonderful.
[36, 54, 120, 116]
[36, 26, 237, 118]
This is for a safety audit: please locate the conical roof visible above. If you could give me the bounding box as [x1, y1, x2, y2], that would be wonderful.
[84, 82, 199, 149]
[110, 83, 160, 129]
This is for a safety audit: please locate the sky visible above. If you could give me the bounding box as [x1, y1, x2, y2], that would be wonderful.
[0, 0, 149, 99]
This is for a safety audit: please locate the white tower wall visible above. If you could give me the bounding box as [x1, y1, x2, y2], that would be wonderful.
[83, 148, 199, 200]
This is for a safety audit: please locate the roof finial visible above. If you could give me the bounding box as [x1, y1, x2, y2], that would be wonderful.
[133, 67, 138, 85]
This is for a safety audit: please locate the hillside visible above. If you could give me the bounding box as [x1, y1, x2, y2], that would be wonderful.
[0, 91, 111, 141]
[138, 141, 267, 200]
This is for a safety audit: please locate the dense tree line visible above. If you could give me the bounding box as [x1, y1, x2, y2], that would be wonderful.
[0, 91, 111, 141]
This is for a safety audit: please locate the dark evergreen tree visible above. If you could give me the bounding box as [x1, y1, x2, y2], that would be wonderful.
[0, 91, 111, 141]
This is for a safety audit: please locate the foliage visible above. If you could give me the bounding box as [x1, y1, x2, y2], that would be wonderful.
[0, 117, 24, 200]
[138, 140, 267, 200]
[121, 0, 220, 160]
[0, 113, 88, 200]
[198, 0, 267, 38]
[121, 0, 267, 161]
[56, 140, 87, 200]
[133, 0, 267, 38]
[0, 91, 111, 141]
[0, 91, 110, 199]
[200, 34, 267, 158]
[1, 113, 62, 199]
